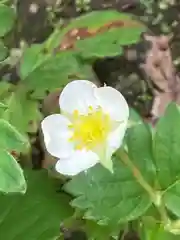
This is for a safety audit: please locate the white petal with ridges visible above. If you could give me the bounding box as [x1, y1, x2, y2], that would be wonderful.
[94, 144, 113, 173]
[95, 86, 129, 122]
[41, 114, 74, 158]
[107, 122, 127, 152]
[60, 80, 97, 115]
[55, 149, 99, 176]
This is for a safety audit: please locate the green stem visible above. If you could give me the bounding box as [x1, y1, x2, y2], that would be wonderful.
[117, 150, 170, 225]
[158, 201, 170, 226]
[117, 150, 156, 202]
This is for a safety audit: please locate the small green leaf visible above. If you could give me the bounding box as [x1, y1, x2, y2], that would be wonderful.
[0, 150, 26, 193]
[153, 103, 180, 189]
[0, 119, 29, 152]
[0, 170, 73, 239]
[64, 160, 151, 225]
[0, 4, 15, 37]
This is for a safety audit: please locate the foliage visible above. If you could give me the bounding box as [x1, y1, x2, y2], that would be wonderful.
[0, 4, 15, 61]
[0, 170, 73, 239]
[0, 115, 28, 193]
[0, 4, 15, 37]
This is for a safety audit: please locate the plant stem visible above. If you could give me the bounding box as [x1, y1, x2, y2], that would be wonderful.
[117, 150, 156, 202]
[158, 201, 170, 225]
[117, 150, 170, 225]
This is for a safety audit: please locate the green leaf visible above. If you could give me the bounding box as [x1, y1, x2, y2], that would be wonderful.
[152, 103, 180, 219]
[0, 4, 15, 37]
[0, 119, 29, 152]
[164, 219, 180, 235]
[76, 33, 123, 58]
[84, 220, 120, 240]
[0, 83, 15, 116]
[127, 109, 155, 185]
[0, 39, 8, 61]
[2, 90, 42, 134]
[48, 10, 146, 57]
[163, 182, 180, 219]
[0, 170, 73, 239]
[23, 52, 84, 91]
[0, 150, 26, 193]
[0, 101, 7, 109]
[0, 82, 12, 97]
[153, 103, 180, 189]
[139, 217, 179, 240]
[19, 44, 49, 79]
[64, 160, 151, 225]
[76, 23, 145, 58]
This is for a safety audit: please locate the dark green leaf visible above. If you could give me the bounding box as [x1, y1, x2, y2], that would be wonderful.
[0, 170, 73, 239]
[0, 4, 15, 37]
[64, 160, 151, 225]
[153, 103, 180, 189]
[0, 150, 26, 193]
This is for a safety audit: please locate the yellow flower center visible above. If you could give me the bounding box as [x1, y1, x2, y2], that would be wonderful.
[68, 106, 111, 150]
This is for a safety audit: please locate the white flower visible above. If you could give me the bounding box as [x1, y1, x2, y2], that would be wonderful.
[41, 80, 129, 176]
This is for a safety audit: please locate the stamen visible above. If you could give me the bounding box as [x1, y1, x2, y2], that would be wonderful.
[69, 106, 112, 150]
[88, 106, 93, 111]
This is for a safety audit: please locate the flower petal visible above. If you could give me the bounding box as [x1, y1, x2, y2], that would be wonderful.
[41, 114, 74, 158]
[94, 144, 113, 173]
[93, 122, 127, 173]
[55, 149, 99, 176]
[95, 86, 129, 122]
[107, 122, 127, 153]
[59, 80, 97, 115]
